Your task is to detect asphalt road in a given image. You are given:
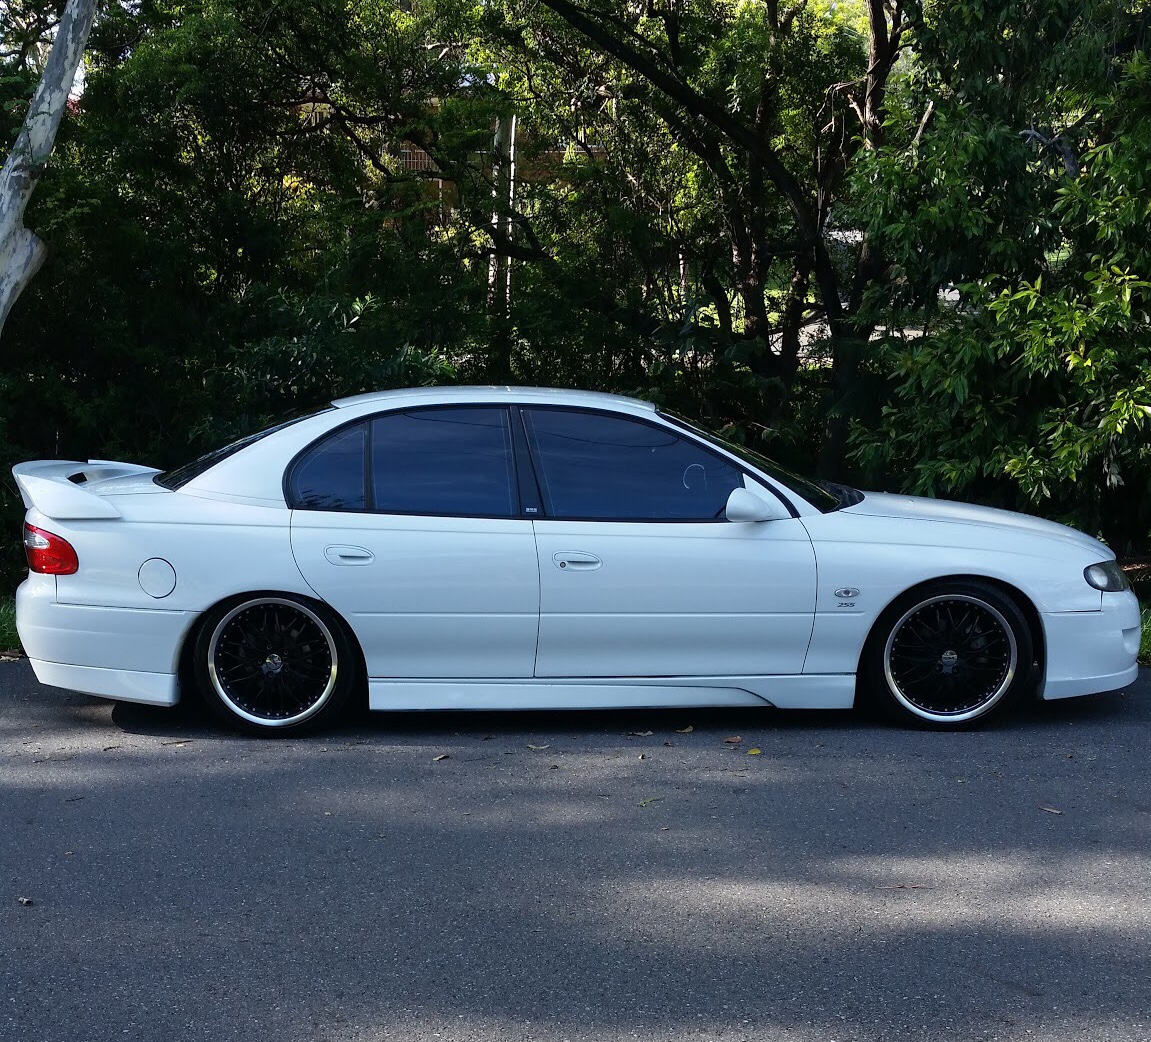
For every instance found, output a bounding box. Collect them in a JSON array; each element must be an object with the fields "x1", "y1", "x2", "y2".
[{"x1": 2, "y1": 663, "x2": 1150, "y2": 1042}]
